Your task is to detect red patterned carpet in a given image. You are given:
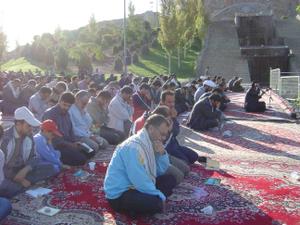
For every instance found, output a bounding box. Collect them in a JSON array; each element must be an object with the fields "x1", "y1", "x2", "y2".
[{"x1": 3, "y1": 92, "x2": 300, "y2": 225}]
